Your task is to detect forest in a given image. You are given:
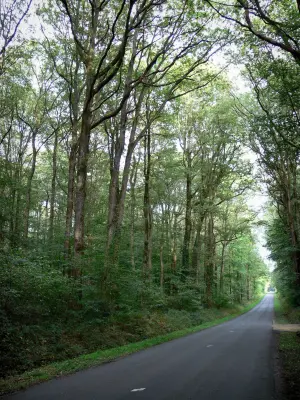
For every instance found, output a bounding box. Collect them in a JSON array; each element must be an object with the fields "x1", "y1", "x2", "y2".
[{"x1": 0, "y1": 0, "x2": 299, "y2": 381}]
